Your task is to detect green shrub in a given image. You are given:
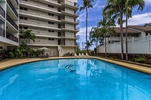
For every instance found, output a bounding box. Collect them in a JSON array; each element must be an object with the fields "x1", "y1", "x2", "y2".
[
  {"x1": 134, "y1": 57, "x2": 145, "y2": 63},
  {"x1": 8, "y1": 52, "x2": 14, "y2": 58}
]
